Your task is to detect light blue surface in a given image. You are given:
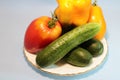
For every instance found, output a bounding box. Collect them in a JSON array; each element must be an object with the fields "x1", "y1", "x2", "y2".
[{"x1": 0, "y1": 0, "x2": 120, "y2": 80}]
